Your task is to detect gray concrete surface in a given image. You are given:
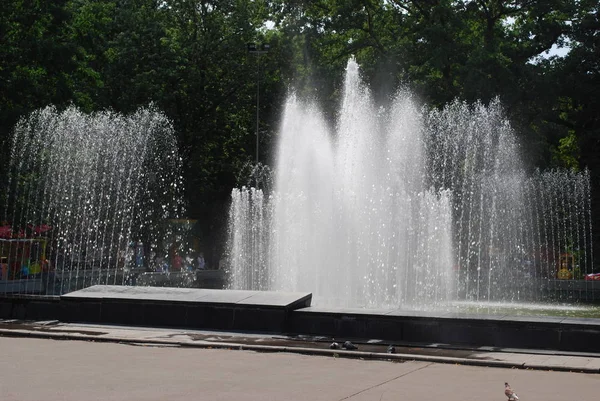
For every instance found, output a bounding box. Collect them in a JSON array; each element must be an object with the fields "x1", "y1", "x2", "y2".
[
  {"x1": 0, "y1": 336, "x2": 599, "y2": 401},
  {"x1": 2, "y1": 319, "x2": 600, "y2": 372}
]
